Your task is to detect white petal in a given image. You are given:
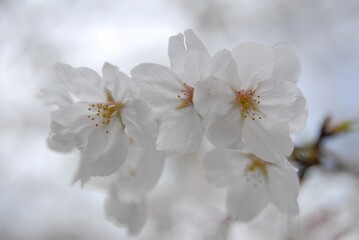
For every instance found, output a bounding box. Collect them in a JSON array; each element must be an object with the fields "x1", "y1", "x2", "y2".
[
  {"x1": 131, "y1": 63, "x2": 183, "y2": 112},
  {"x1": 117, "y1": 146, "x2": 164, "y2": 198},
  {"x1": 289, "y1": 103, "x2": 308, "y2": 133},
  {"x1": 226, "y1": 179, "x2": 269, "y2": 221},
  {"x1": 211, "y1": 49, "x2": 239, "y2": 86},
  {"x1": 156, "y1": 107, "x2": 203, "y2": 154},
  {"x1": 50, "y1": 102, "x2": 94, "y2": 149},
  {"x1": 47, "y1": 121, "x2": 76, "y2": 152},
  {"x1": 257, "y1": 80, "x2": 307, "y2": 129},
  {"x1": 203, "y1": 149, "x2": 250, "y2": 188},
  {"x1": 129, "y1": 147, "x2": 164, "y2": 195},
  {"x1": 182, "y1": 29, "x2": 211, "y2": 83},
  {"x1": 205, "y1": 107, "x2": 242, "y2": 148},
  {"x1": 231, "y1": 42, "x2": 275, "y2": 90},
  {"x1": 74, "y1": 125, "x2": 94, "y2": 151},
  {"x1": 168, "y1": 32, "x2": 187, "y2": 77},
  {"x1": 168, "y1": 30, "x2": 211, "y2": 86},
  {"x1": 102, "y1": 62, "x2": 132, "y2": 101},
  {"x1": 74, "y1": 121, "x2": 128, "y2": 184},
  {"x1": 122, "y1": 99, "x2": 158, "y2": 148},
  {"x1": 51, "y1": 102, "x2": 89, "y2": 129},
  {"x1": 243, "y1": 118, "x2": 293, "y2": 163},
  {"x1": 267, "y1": 161, "x2": 300, "y2": 215},
  {"x1": 228, "y1": 138, "x2": 246, "y2": 150},
  {"x1": 194, "y1": 76, "x2": 235, "y2": 117},
  {"x1": 54, "y1": 62, "x2": 105, "y2": 102},
  {"x1": 40, "y1": 85, "x2": 73, "y2": 106},
  {"x1": 105, "y1": 187, "x2": 147, "y2": 235},
  {"x1": 272, "y1": 43, "x2": 301, "y2": 83}
]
